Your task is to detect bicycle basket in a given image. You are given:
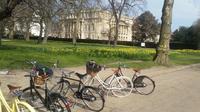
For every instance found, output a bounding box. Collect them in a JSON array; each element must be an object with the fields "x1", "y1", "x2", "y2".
[
  {"x1": 86, "y1": 60, "x2": 102, "y2": 77},
  {"x1": 34, "y1": 74, "x2": 48, "y2": 85},
  {"x1": 35, "y1": 64, "x2": 53, "y2": 77}
]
